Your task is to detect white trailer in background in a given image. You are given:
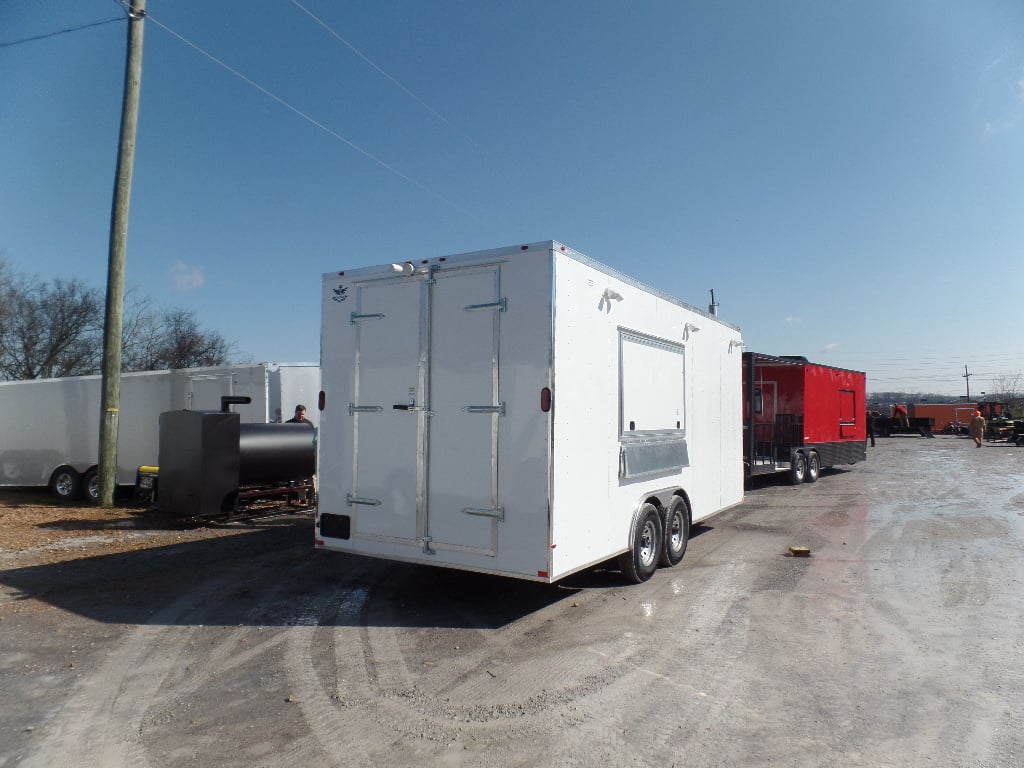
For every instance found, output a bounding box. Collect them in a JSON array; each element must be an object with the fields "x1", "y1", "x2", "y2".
[
  {"x1": 0, "y1": 362, "x2": 319, "y2": 500},
  {"x1": 316, "y1": 241, "x2": 744, "y2": 583}
]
